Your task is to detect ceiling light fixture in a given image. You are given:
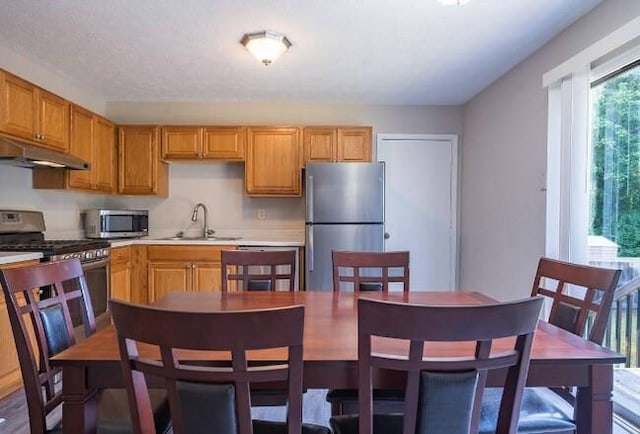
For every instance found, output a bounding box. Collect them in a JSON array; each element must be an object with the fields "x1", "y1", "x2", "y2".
[
  {"x1": 241, "y1": 31, "x2": 292, "y2": 66},
  {"x1": 437, "y1": 0, "x2": 471, "y2": 5}
]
